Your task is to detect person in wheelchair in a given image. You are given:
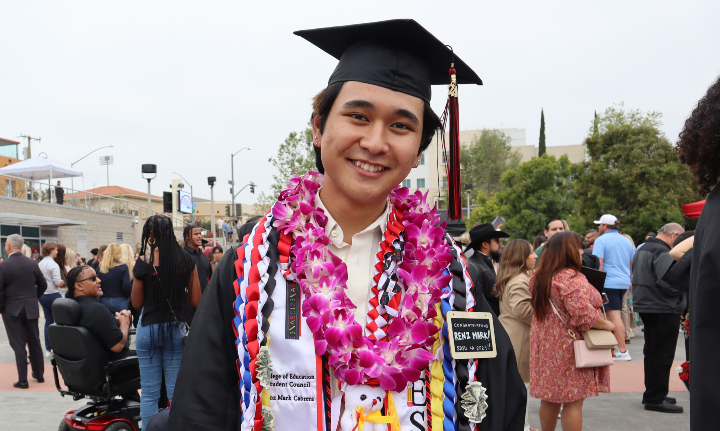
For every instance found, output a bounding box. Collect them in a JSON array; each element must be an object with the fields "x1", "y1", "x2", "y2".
[{"x1": 65, "y1": 265, "x2": 139, "y2": 402}]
